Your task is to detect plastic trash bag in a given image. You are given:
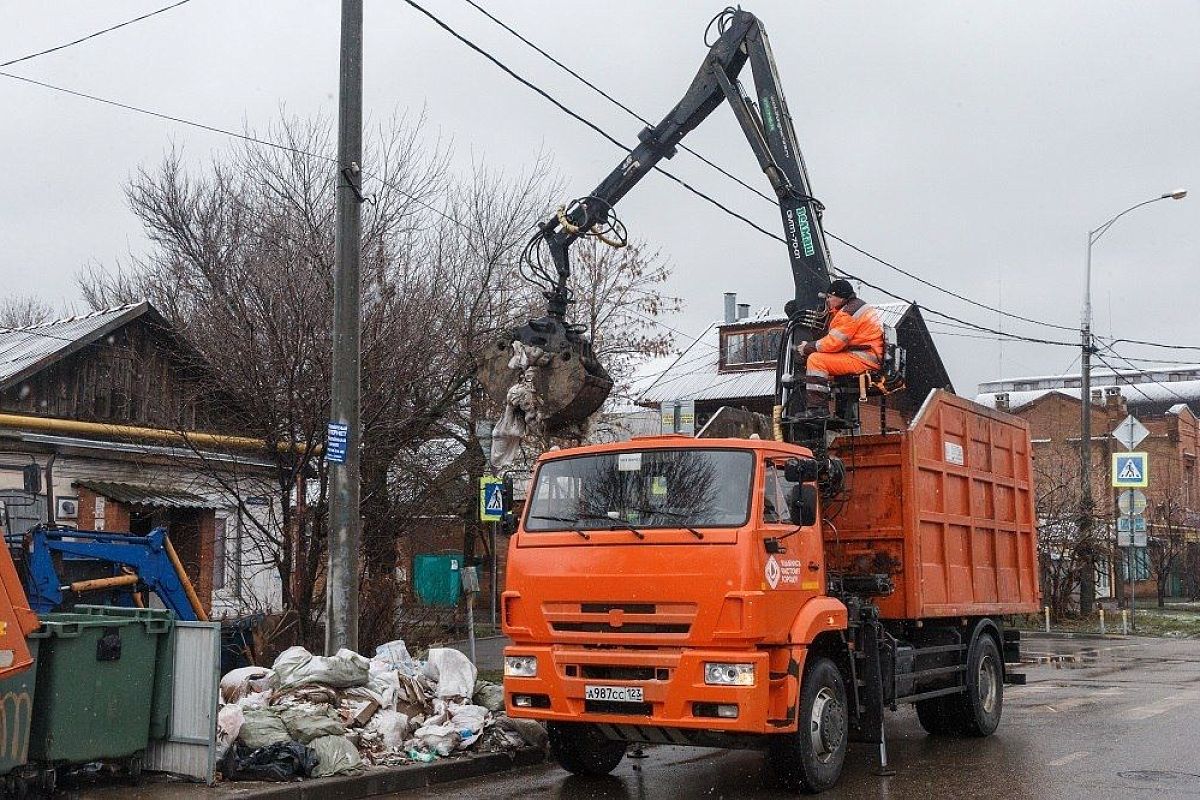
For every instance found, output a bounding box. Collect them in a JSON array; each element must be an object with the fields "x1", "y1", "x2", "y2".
[
  {"x1": 238, "y1": 708, "x2": 291, "y2": 750},
  {"x1": 422, "y1": 648, "x2": 478, "y2": 700},
  {"x1": 308, "y1": 735, "x2": 362, "y2": 777},
  {"x1": 495, "y1": 716, "x2": 549, "y2": 749},
  {"x1": 365, "y1": 709, "x2": 410, "y2": 750},
  {"x1": 374, "y1": 639, "x2": 419, "y2": 676},
  {"x1": 280, "y1": 703, "x2": 346, "y2": 744},
  {"x1": 473, "y1": 680, "x2": 505, "y2": 712},
  {"x1": 273, "y1": 646, "x2": 370, "y2": 690},
  {"x1": 221, "y1": 741, "x2": 317, "y2": 782},
  {"x1": 411, "y1": 721, "x2": 461, "y2": 757},
  {"x1": 447, "y1": 703, "x2": 490, "y2": 749},
  {"x1": 215, "y1": 704, "x2": 245, "y2": 761},
  {"x1": 220, "y1": 667, "x2": 276, "y2": 703}
]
